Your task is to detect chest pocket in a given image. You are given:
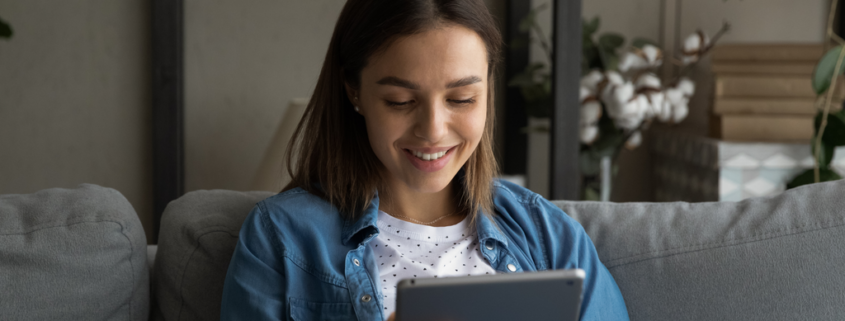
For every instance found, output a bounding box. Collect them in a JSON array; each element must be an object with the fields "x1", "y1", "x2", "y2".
[{"x1": 289, "y1": 297, "x2": 357, "y2": 321}]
